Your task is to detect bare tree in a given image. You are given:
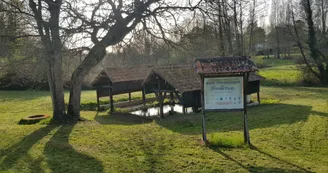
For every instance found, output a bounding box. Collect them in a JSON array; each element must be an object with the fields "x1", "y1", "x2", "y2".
[
  {"x1": 64, "y1": 0, "x2": 202, "y2": 118},
  {"x1": 1, "y1": 0, "x2": 202, "y2": 120},
  {"x1": 288, "y1": 0, "x2": 328, "y2": 84}
]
